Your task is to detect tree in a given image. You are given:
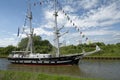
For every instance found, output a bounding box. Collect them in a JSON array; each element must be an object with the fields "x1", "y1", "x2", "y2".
[
  {"x1": 95, "y1": 42, "x2": 105, "y2": 46},
  {"x1": 4, "y1": 45, "x2": 16, "y2": 55},
  {"x1": 34, "y1": 40, "x2": 53, "y2": 53},
  {"x1": 116, "y1": 43, "x2": 120, "y2": 47},
  {"x1": 18, "y1": 35, "x2": 53, "y2": 53},
  {"x1": 18, "y1": 35, "x2": 42, "y2": 50},
  {"x1": 18, "y1": 37, "x2": 28, "y2": 50}
]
